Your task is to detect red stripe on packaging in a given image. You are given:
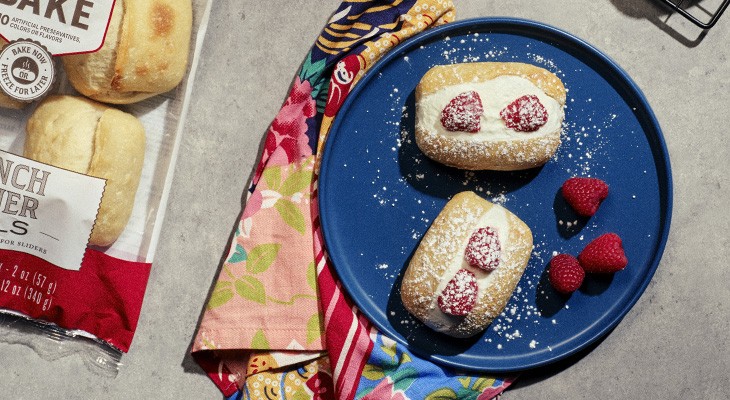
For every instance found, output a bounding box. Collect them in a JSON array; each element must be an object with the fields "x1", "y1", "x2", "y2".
[{"x1": 0, "y1": 248, "x2": 151, "y2": 352}]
